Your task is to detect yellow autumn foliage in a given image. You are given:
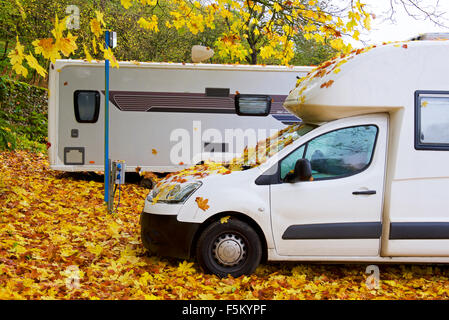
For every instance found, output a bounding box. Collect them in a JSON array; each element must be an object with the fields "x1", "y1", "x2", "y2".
[{"x1": 1, "y1": 151, "x2": 449, "y2": 299}]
